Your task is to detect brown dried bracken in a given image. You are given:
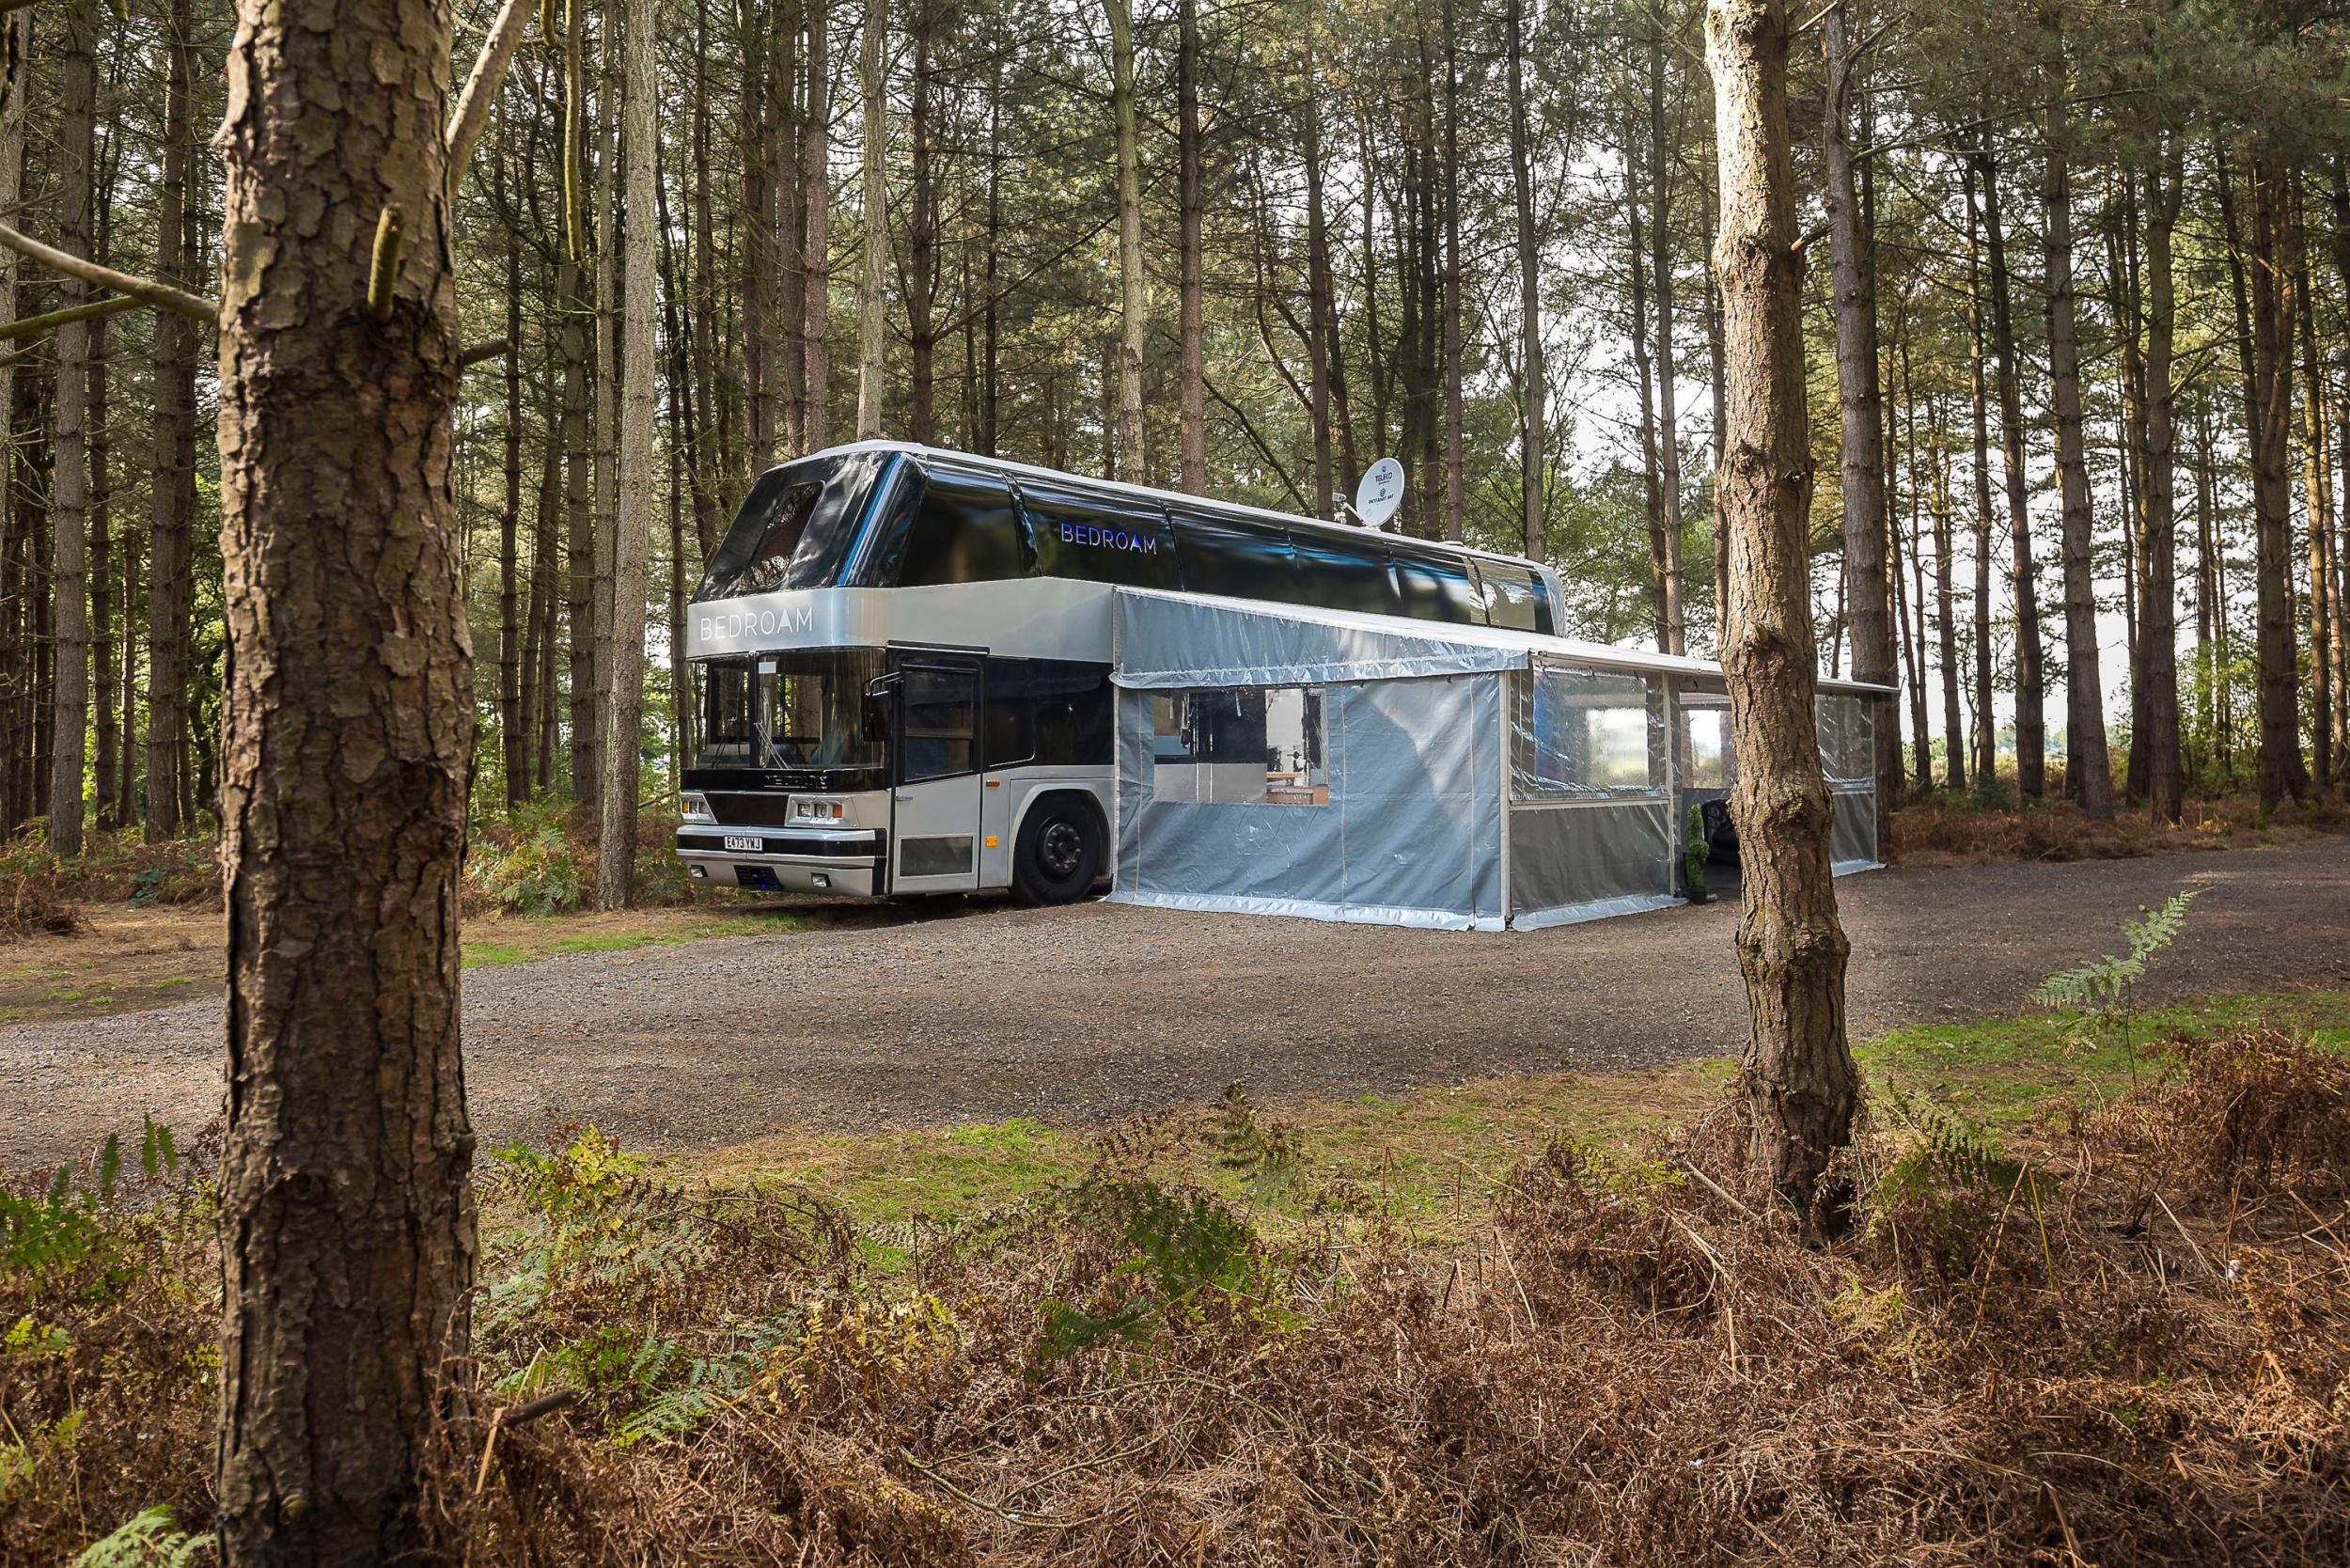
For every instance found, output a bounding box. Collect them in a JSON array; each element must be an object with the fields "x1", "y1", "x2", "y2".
[{"x1": 5, "y1": 1027, "x2": 2346, "y2": 1565}]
